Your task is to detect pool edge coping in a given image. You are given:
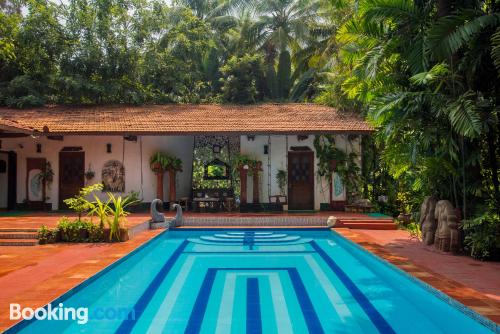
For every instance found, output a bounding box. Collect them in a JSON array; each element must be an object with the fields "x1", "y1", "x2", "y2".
[
  {"x1": 330, "y1": 229, "x2": 500, "y2": 333},
  {"x1": 3, "y1": 228, "x2": 169, "y2": 333},
  {"x1": 4, "y1": 226, "x2": 499, "y2": 333}
]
